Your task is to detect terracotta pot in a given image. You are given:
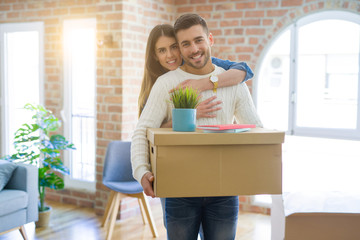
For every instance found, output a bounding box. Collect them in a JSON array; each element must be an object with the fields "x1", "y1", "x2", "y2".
[{"x1": 35, "y1": 206, "x2": 52, "y2": 228}]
